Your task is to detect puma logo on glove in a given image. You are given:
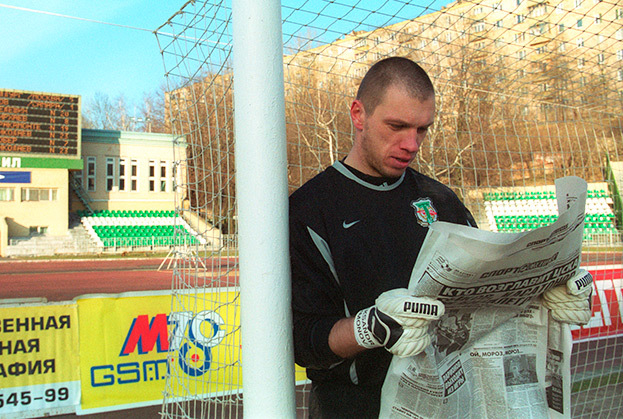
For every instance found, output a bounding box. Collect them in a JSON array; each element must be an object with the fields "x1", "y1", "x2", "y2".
[
  {"x1": 542, "y1": 269, "x2": 593, "y2": 325},
  {"x1": 354, "y1": 288, "x2": 445, "y2": 357}
]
